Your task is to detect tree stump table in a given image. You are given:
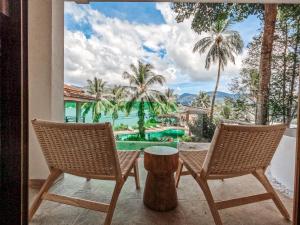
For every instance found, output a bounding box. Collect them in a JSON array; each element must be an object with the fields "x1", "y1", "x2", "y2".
[{"x1": 143, "y1": 146, "x2": 179, "y2": 211}]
